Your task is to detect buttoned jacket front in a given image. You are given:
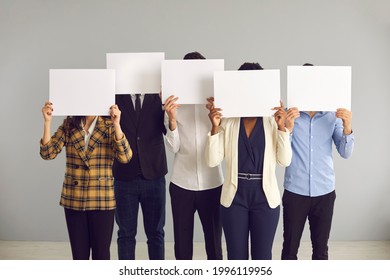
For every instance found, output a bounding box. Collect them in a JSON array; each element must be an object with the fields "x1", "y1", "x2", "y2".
[
  {"x1": 40, "y1": 117, "x2": 132, "y2": 211},
  {"x1": 113, "y1": 94, "x2": 167, "y2": 181}
]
